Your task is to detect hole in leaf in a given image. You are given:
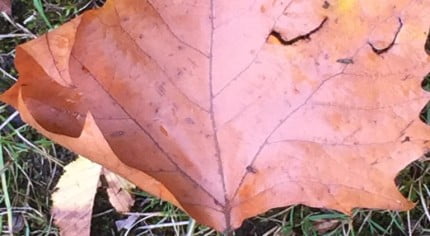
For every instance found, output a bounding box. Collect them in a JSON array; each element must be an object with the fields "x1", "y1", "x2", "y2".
[
  {"x1": 425, "y1": 29, "x2": 430, "y2": 55},
  {"x1": 368, "y1": 18, "x2": 403, "y2": 55},
  {"x1": 267, "y1": 17, "x2": 328, "y2": 45}
]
